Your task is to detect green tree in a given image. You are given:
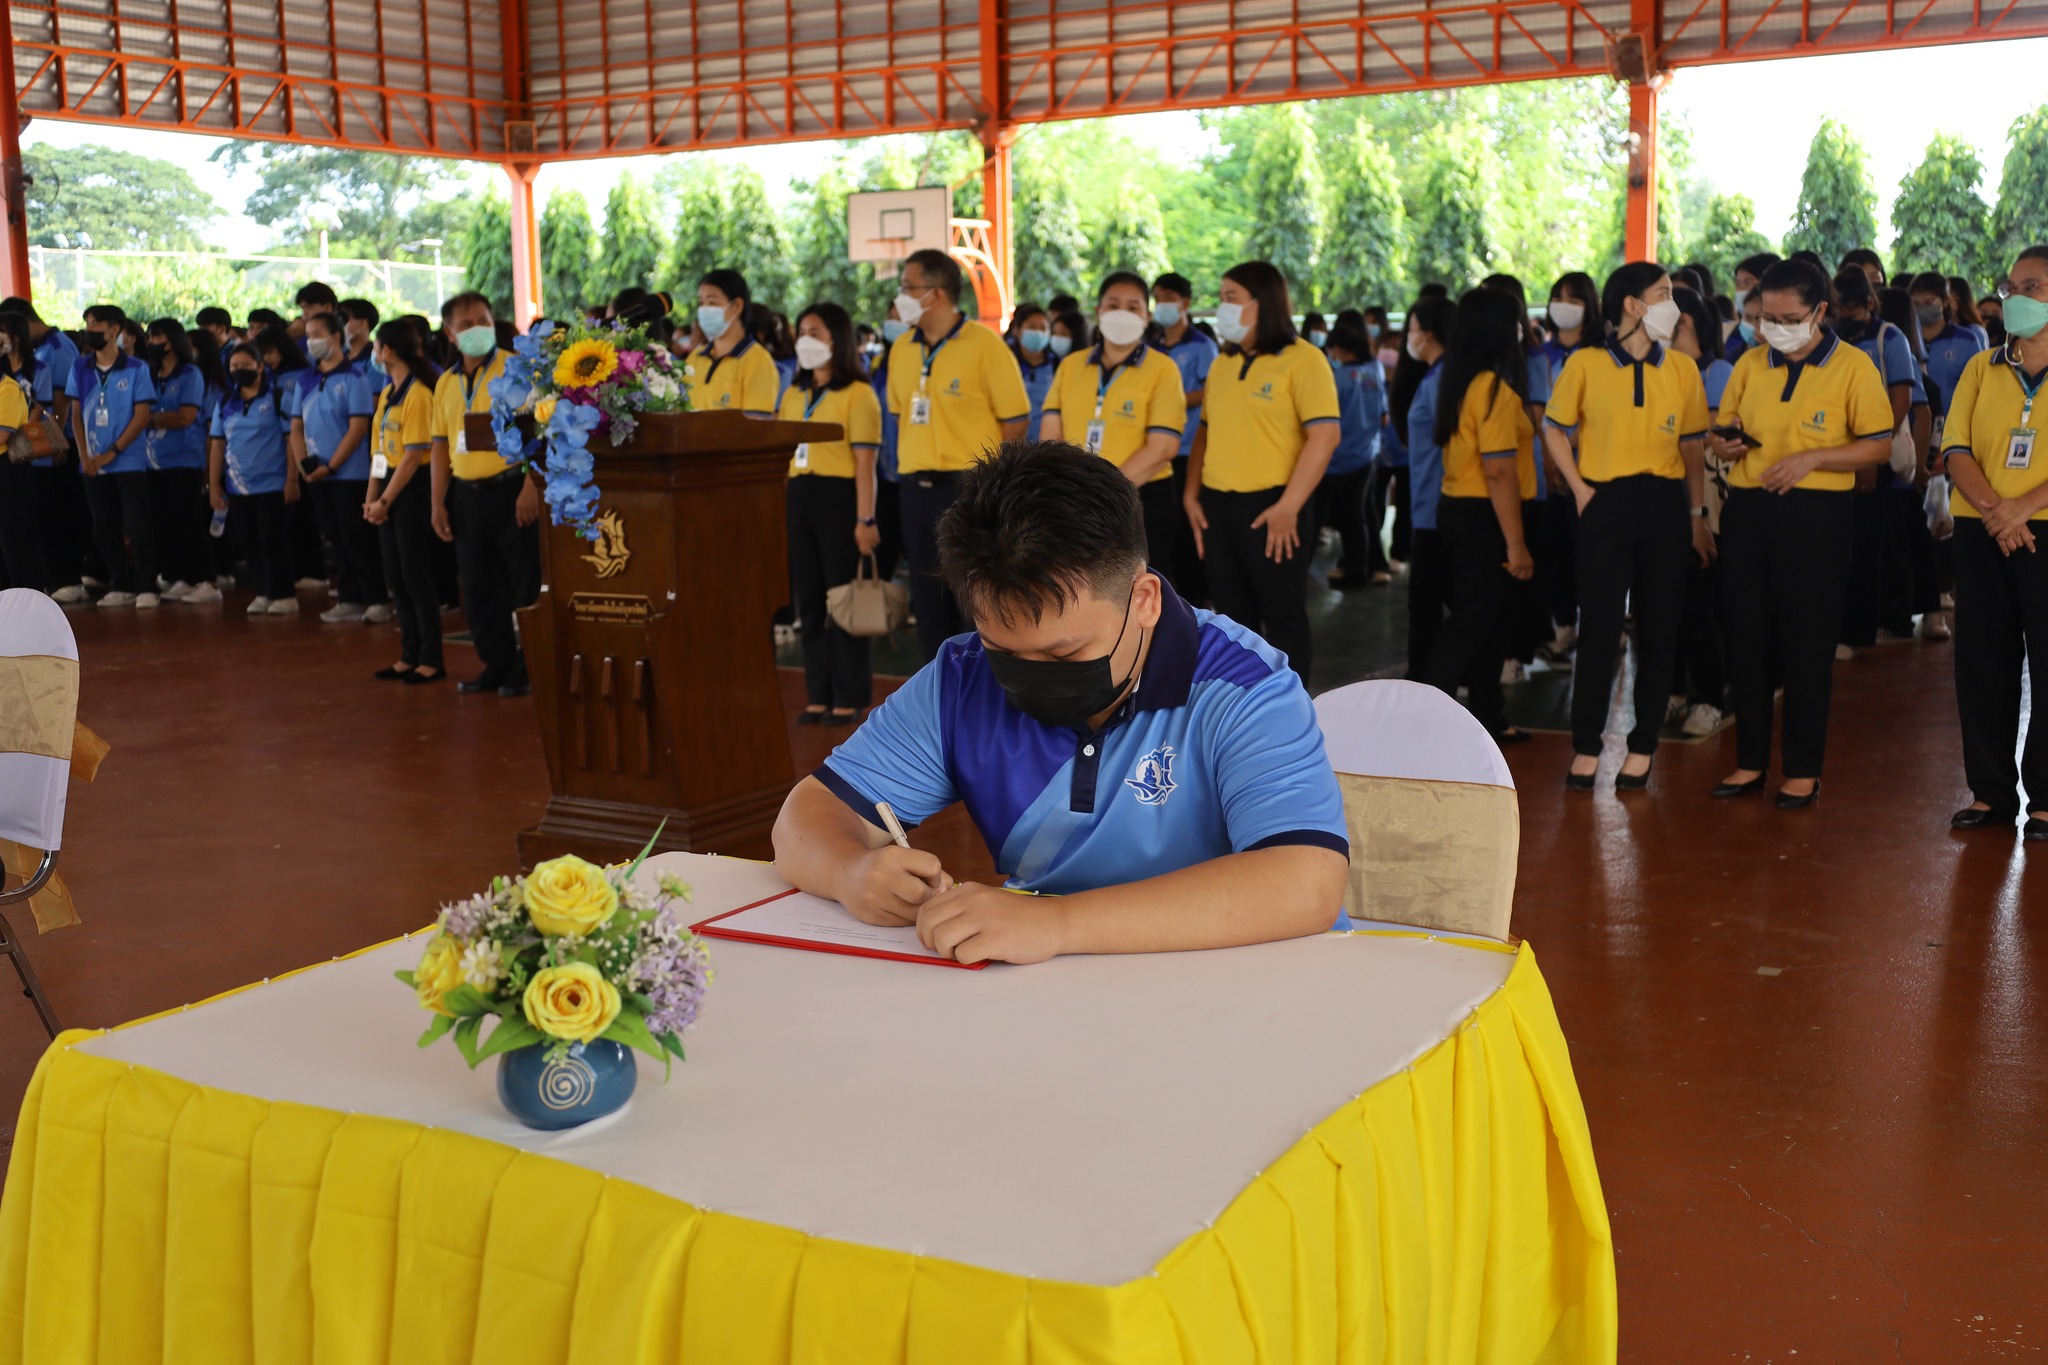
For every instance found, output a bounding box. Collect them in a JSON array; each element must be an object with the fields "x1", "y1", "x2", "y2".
[
  {"x1": 462, "y1": 191, "x2": 513, "y2": 319},
  {"x1": 1014, "y1": 161, "x2": 1090, "y2": 307},
  {"x1": 1682, "y1": 192, "x2": 1774, "y2": 288},
  {"x1": 592, "y1": 173, "x2": 670, "y2": 302},
  {"x1": 1320, "y1": 127, "x2": 1407, "y2": 309},
  {"x1": 665, "y1": 161, "x2": 729, "y2": 296},
  {"x1": 723, "y1": 166, "x2": 796, "y2": 316},
  {"x1": 1410, "y1": 123, "x2": 1493, "y2": 293},
  {"x1": 23, "y1": 144, "x2": 220, "y2": 250},
  {"x1": 538, "y1": 188, "x2": 599, "y2": 314},
  {"x1": 1890, "y1": 134, "x2": 1992, "y2": 279},
  {"x1": 792, "y1": 160, "x2": 882, "y2": 317},
  {"x1": 210, "y1": 142, "x2": 466, "y2": 258},
  {"x1": 1090, "y1": 187, "x2": 1171, "y2": 283},
  {"x1": 1990, "y1": 106, "x2": 2048, "y2": 268},
  {"x1": 1783, "y1": 119, "x2": 1878, "y2": 265},
  {"x1": 1242, "y1": 103, "x2": 1325, "y2": 306}
]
